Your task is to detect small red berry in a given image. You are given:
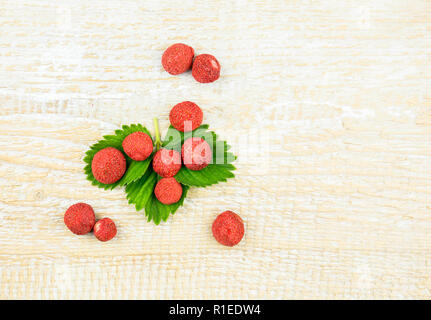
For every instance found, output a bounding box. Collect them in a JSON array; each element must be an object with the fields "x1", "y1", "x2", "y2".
[
  {"x1": 154, "y1": 177, "x2": 183, "y2": 205},
  {"x1": 93, "y1": 218, "x2": 117, "y2": 242},
  {"x1": 152, "y1": 149, "x2": 182, "y2": 178},
  {"x1": 212, "y1": 211, "x2": 244, "y2": 247},
  {"x1": 181, "y1": 137, "x2": 212, "y2": 171},
  {"x1": 92, "y1": 147, "x2": 126, "y2": 184},
  {"x1": 192, "y1": 54, "x2": 220, "y2": 83},
  {"x1": 169, "y1": 101, "x2": 203, "y2": 132},
  {"x1": 162, "y1": 43, "x2": 194, "y2": 75},
  {"x1": 122, "y1": 131, "x2": 153, "y2": 161},
  {"x1": 64, "y1": 203, "x2": 96, "y2": 235}
]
